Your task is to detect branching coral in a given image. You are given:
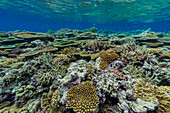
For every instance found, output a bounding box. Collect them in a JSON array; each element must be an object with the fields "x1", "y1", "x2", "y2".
[
  {"x1": 123, "y1": 65, "x2": 162, "y2": 85},
  {"x1": 121, "y1": 42, "x2": 156, "y2": 64},
  {"x1": 66, "y1": 81, "x2": 99, "y2": 113}
]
